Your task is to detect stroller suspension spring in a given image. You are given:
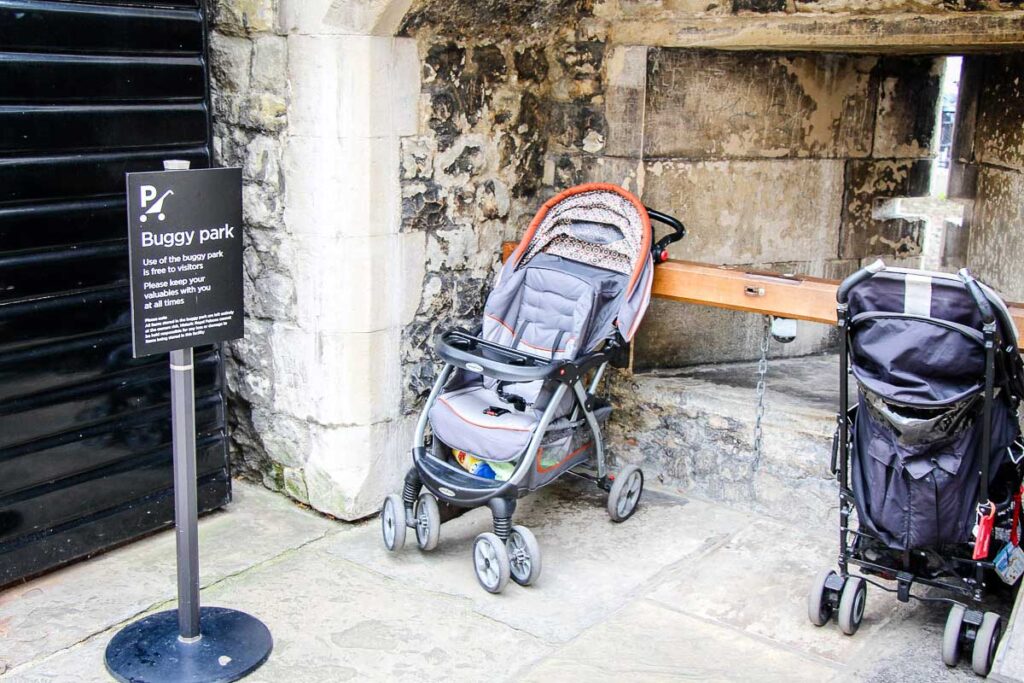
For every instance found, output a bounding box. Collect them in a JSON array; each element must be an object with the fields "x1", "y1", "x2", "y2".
[
  {"x1": 493, "y1": 516, "x2": 512, "y2": 541},
  {"x1": 402, "y1": 480, "x2": 420, "y2": 507}
]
